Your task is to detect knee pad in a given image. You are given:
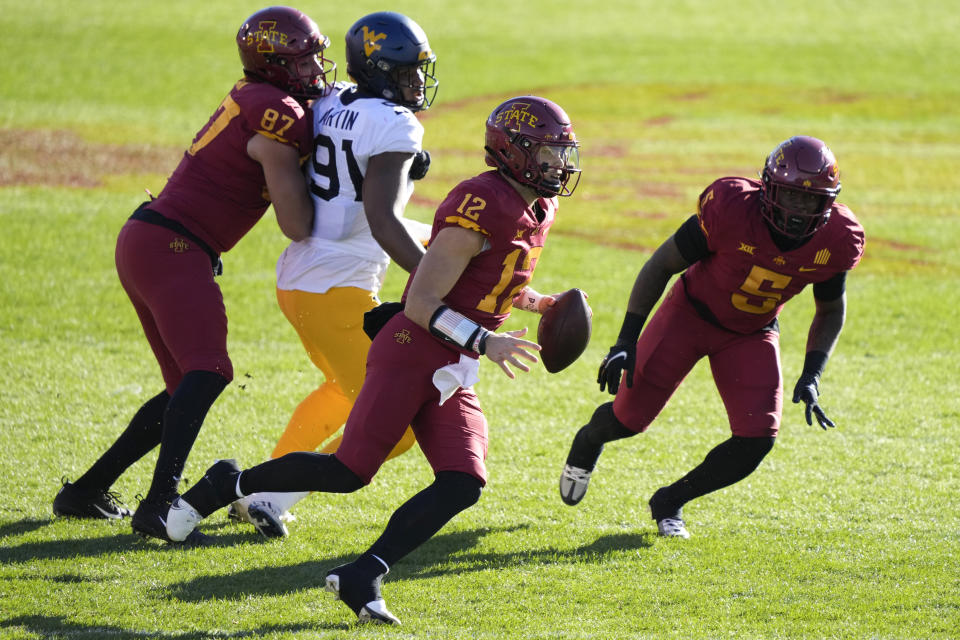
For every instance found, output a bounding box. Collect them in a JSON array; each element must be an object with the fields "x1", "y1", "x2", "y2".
[
  {"x1": 433, "y1": 471, "x2": 483, "y2": 511},
  {"x1": 587, "y1": 402, "x2": 635, "y2": 442},
  {"x1": 325, "y1": 454, "x2": 365, "y2": 493},
  {"x1": 729, "y1": 436, "x2": 776, "y2": 466}
]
